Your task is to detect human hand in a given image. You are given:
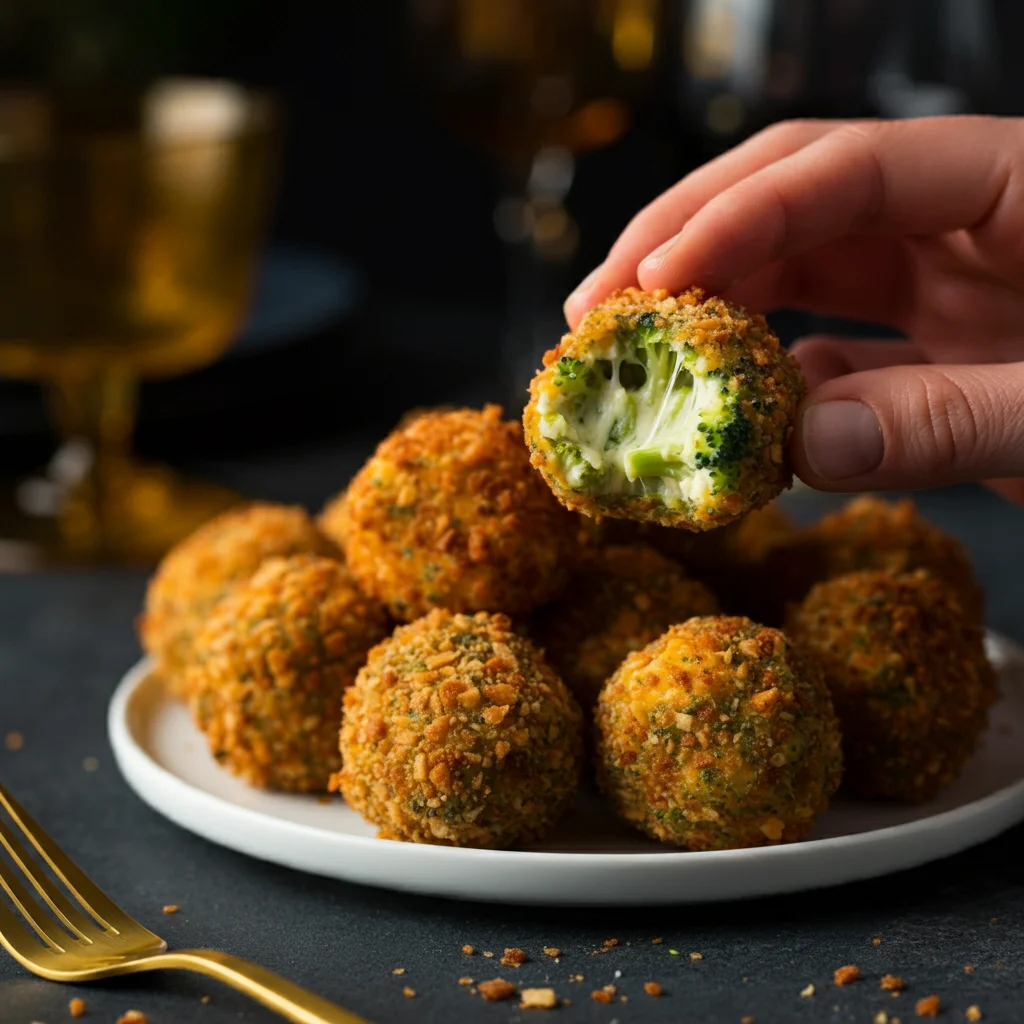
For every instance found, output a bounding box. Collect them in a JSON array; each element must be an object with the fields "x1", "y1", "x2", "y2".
[{"x1": 564, "y1": 117, "x2": 1024, "y2": 504}]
